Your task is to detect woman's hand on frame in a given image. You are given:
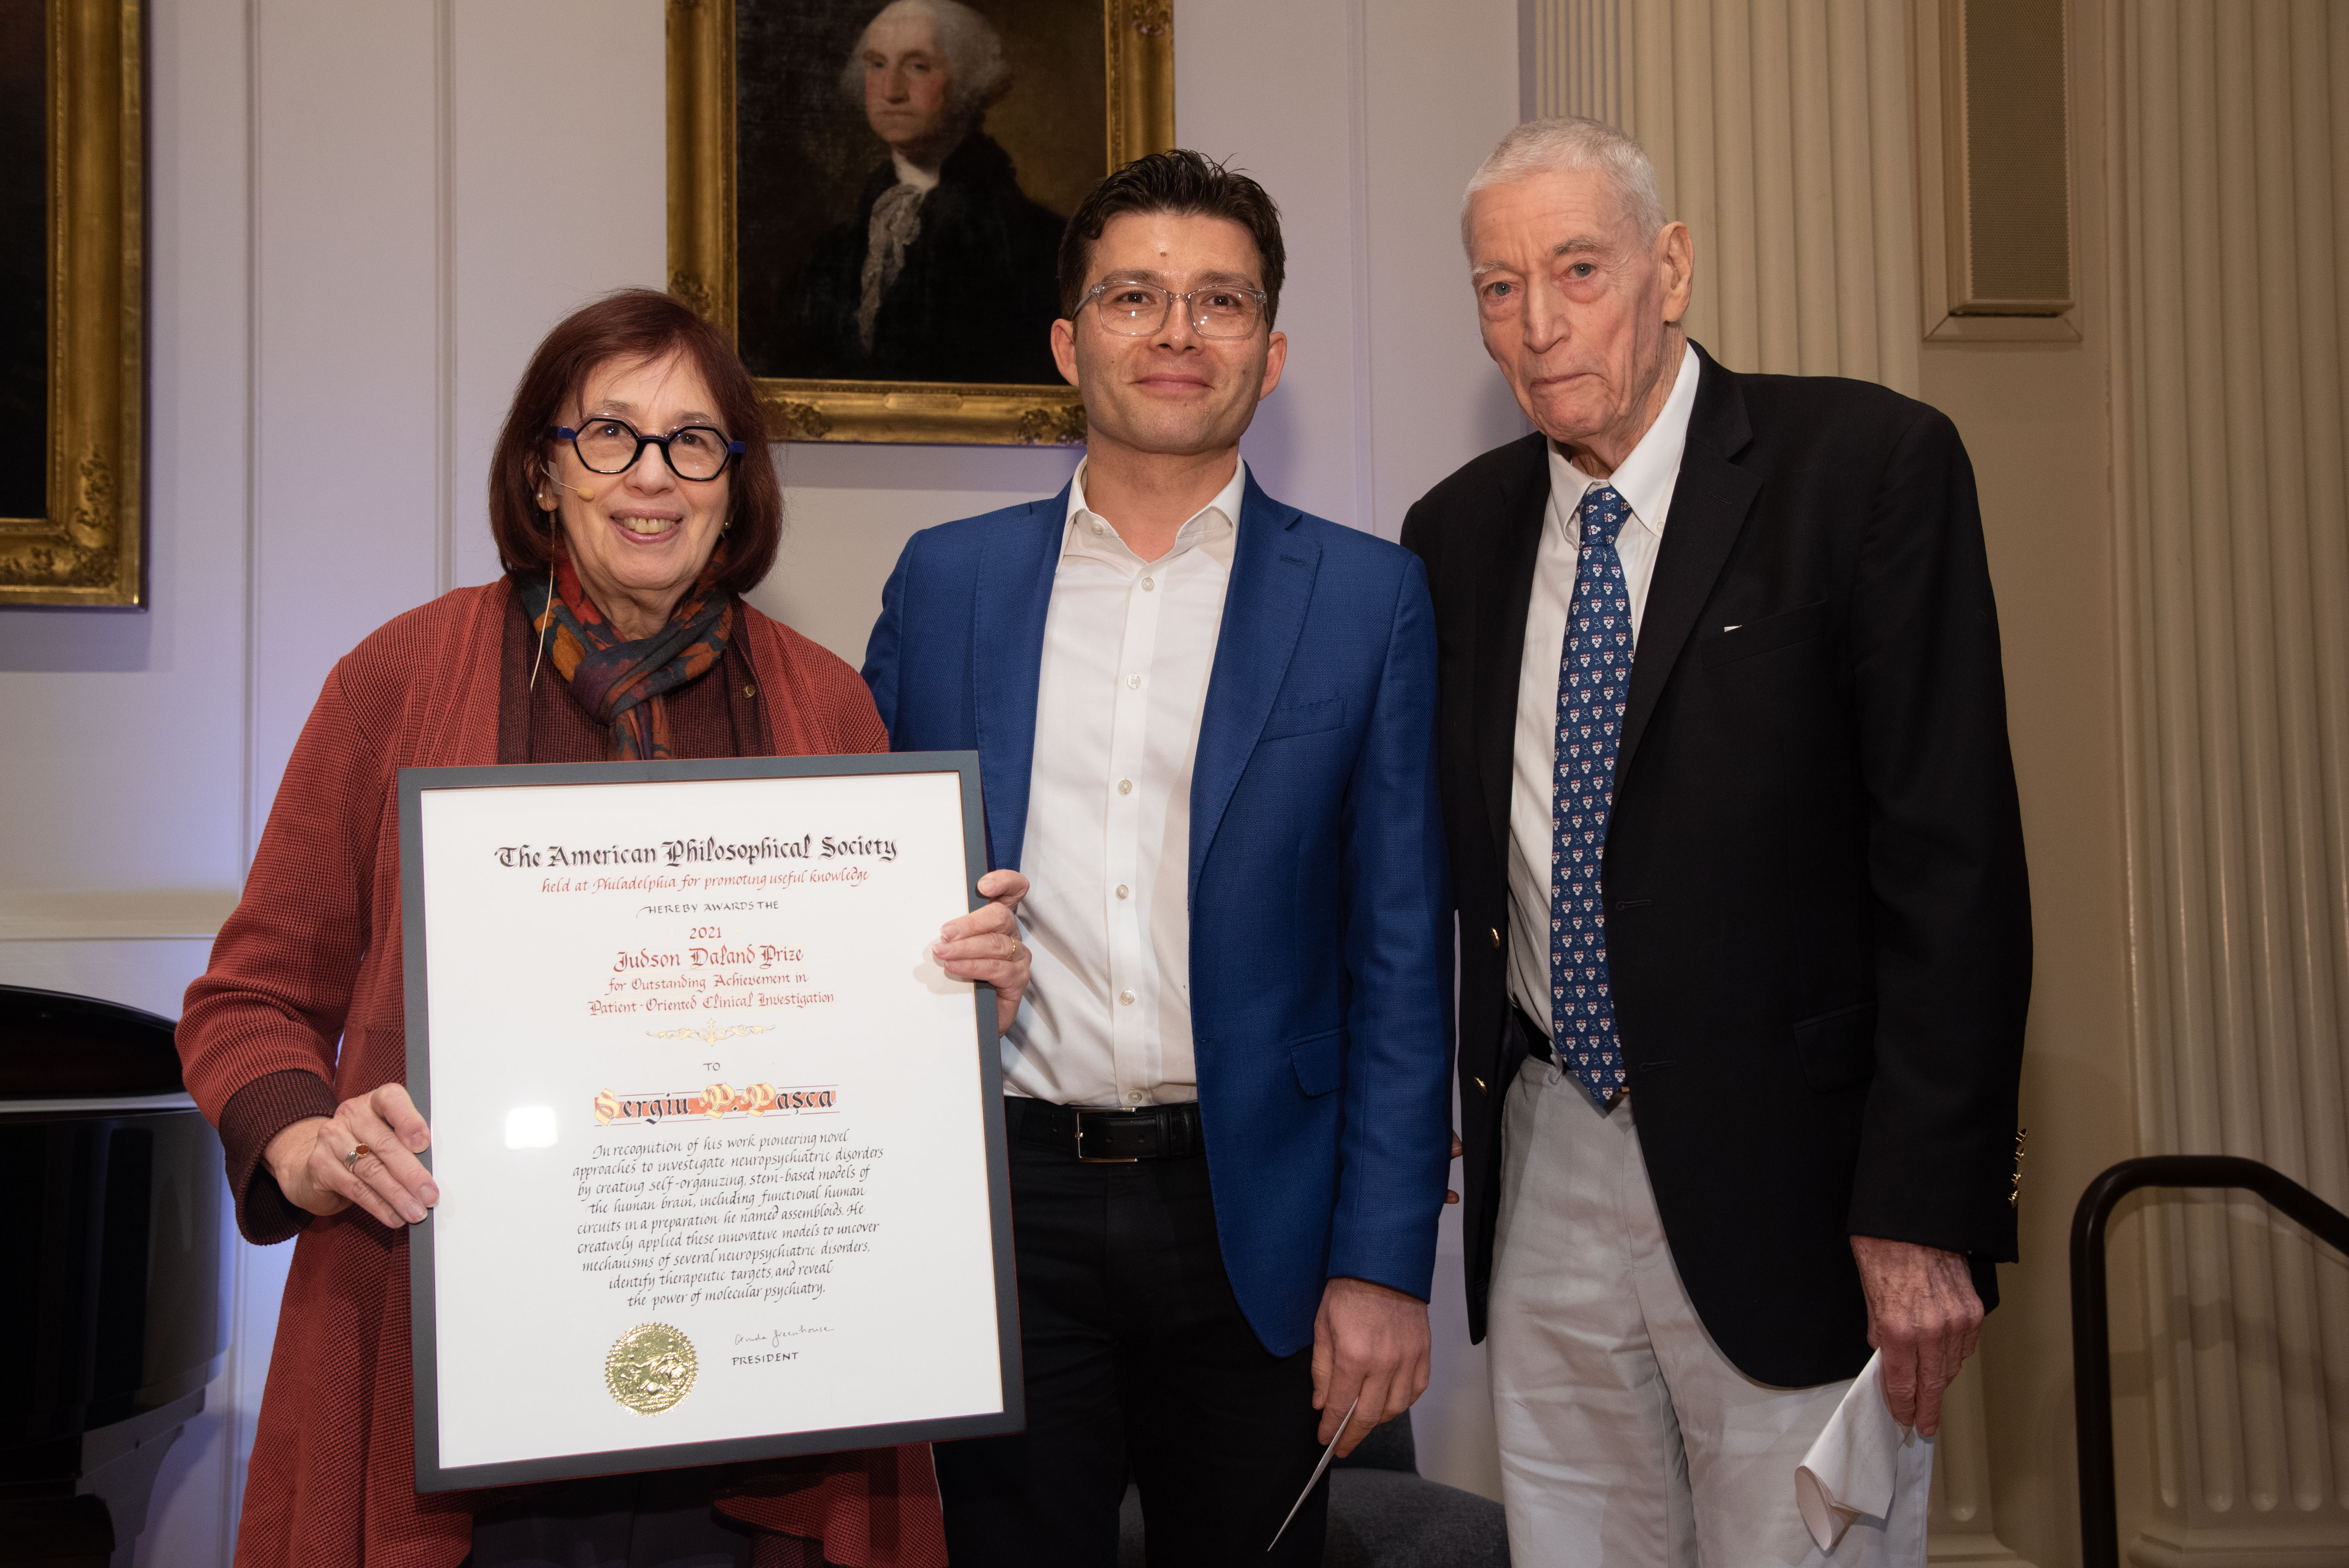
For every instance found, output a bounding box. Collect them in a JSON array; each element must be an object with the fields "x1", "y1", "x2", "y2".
[
  {"x1": 935, "y1": 868, "x2": 1033, "y2": 1037},
  {"x1": 263, "y1": 1083, "x2": 438, "y2": 1228}
]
